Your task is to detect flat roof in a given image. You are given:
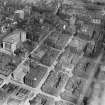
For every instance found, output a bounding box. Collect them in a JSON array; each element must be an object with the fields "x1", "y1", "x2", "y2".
[{"x1": 3, "y1": 29, "x2": 25, "y2": 44}]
